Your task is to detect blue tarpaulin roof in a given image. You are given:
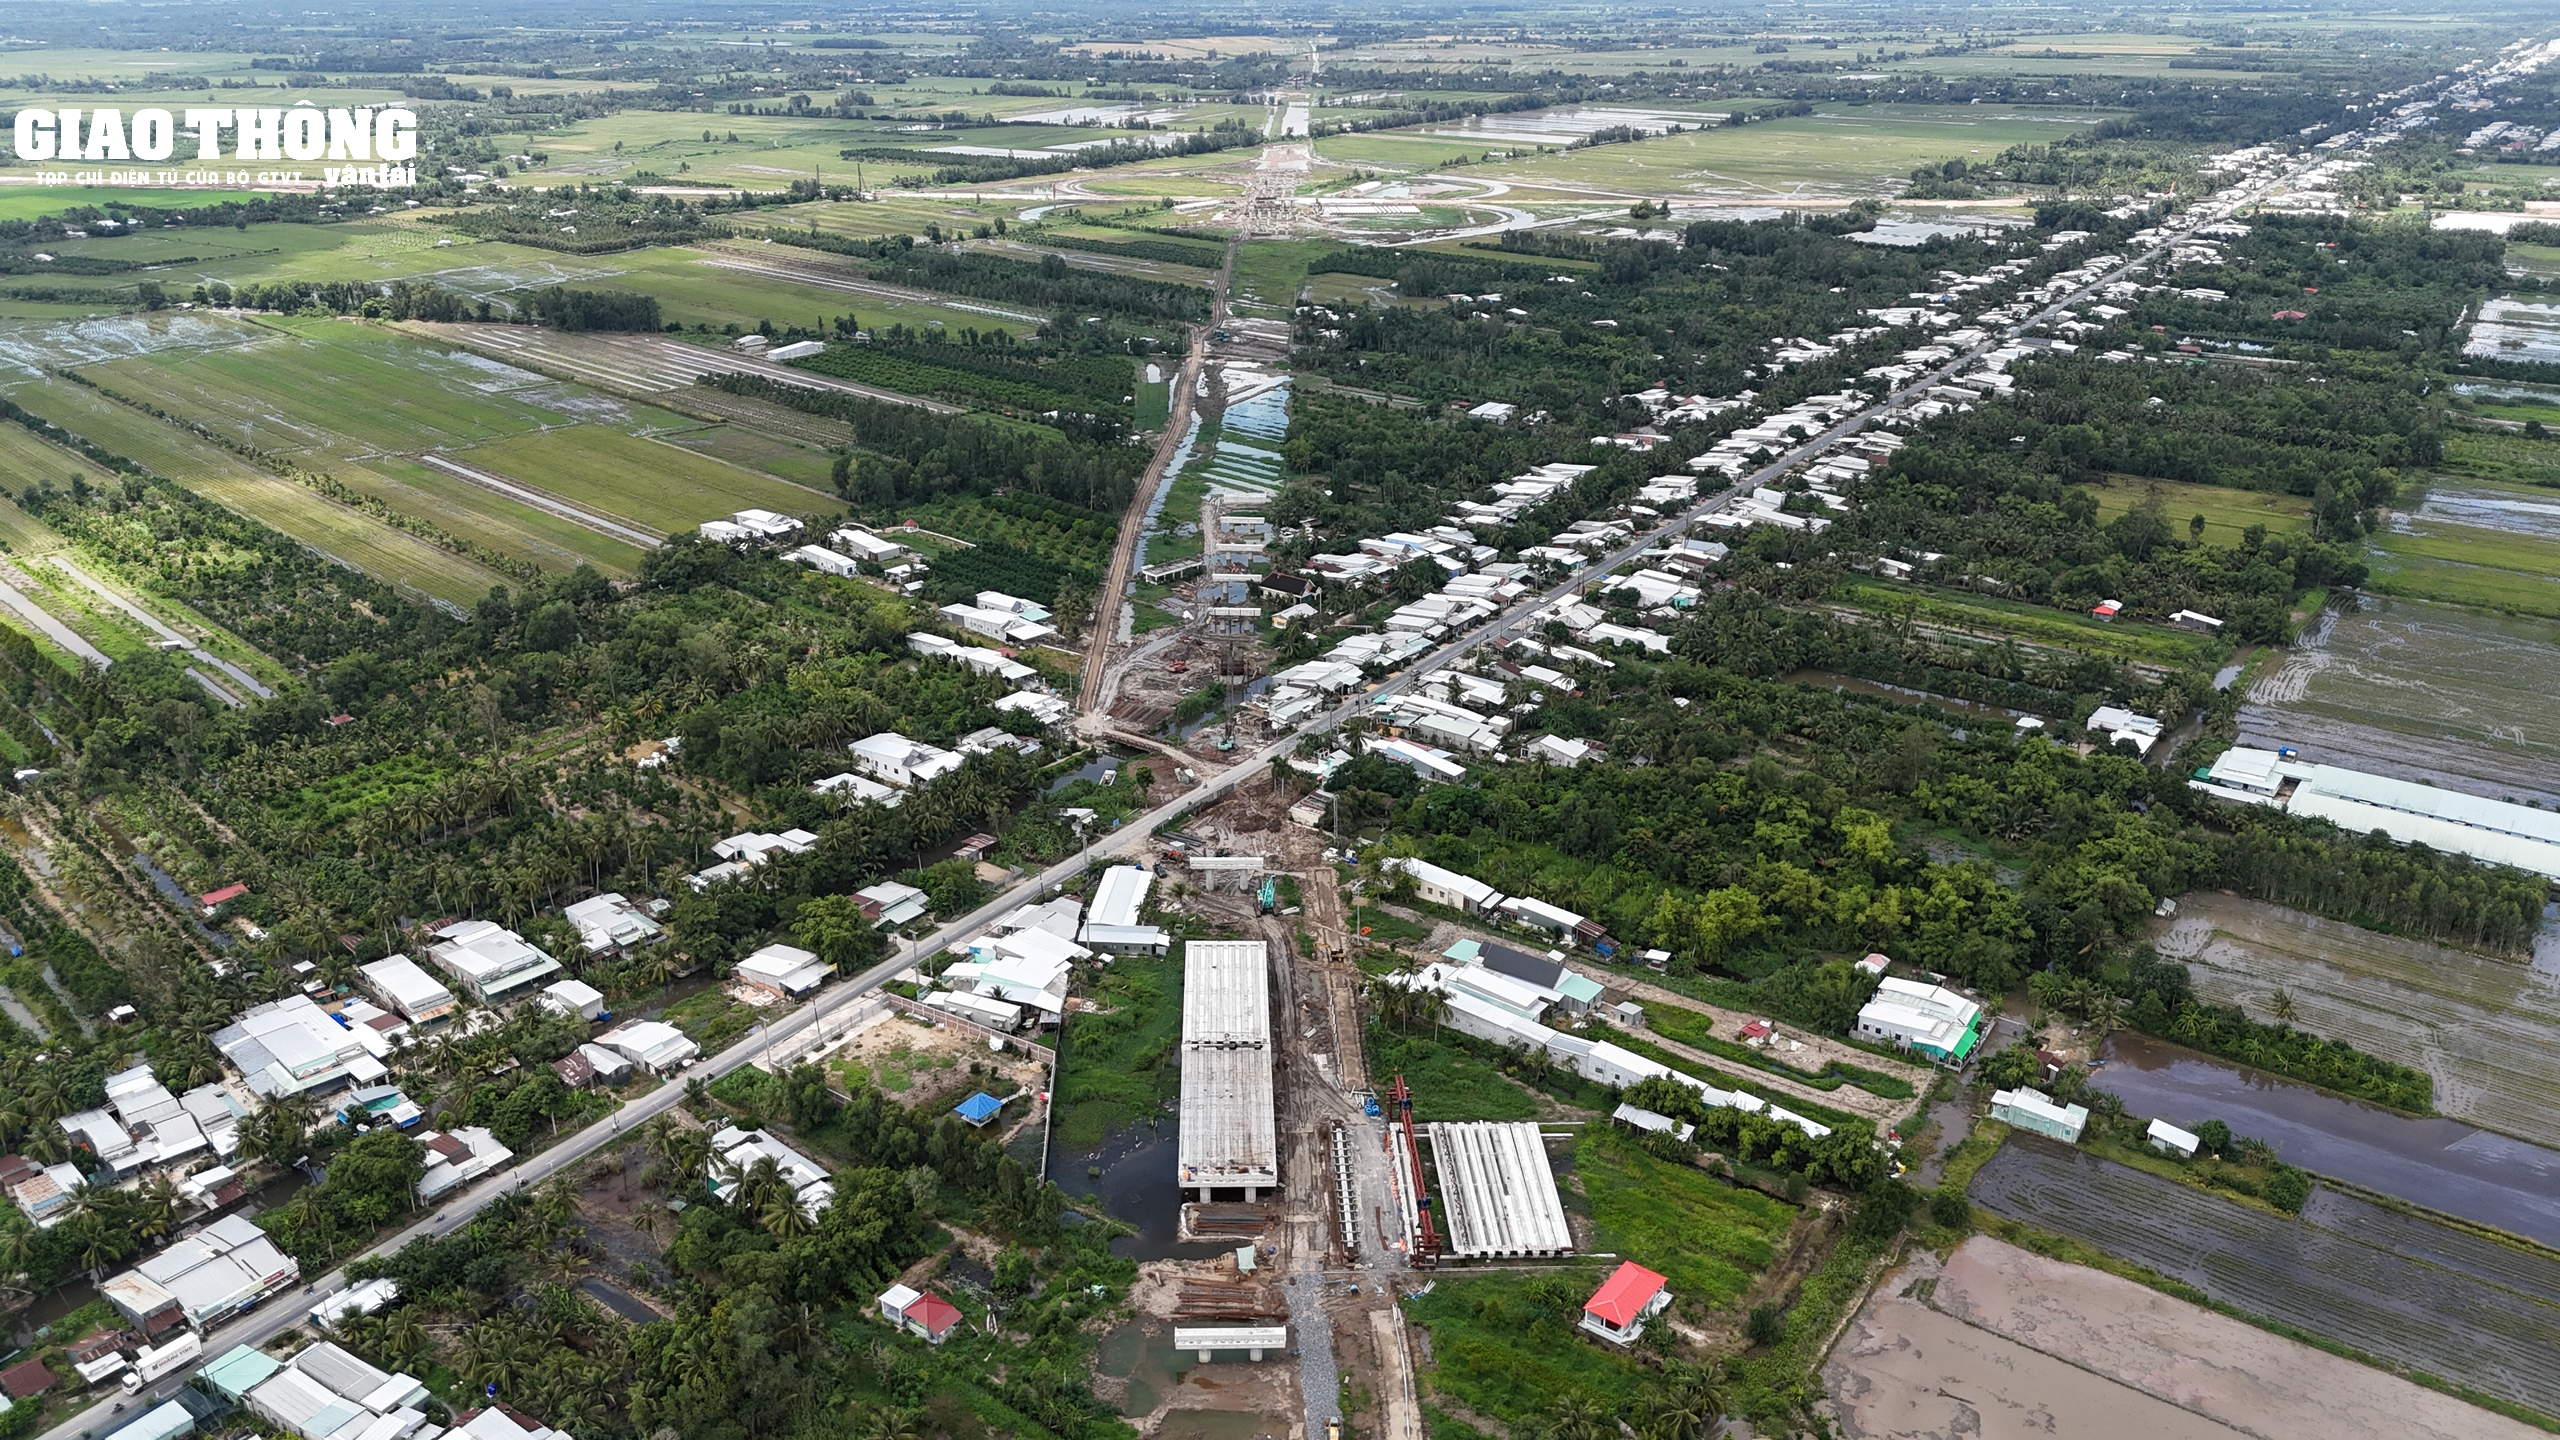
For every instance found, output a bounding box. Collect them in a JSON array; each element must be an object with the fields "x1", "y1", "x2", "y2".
[{"x1": 954, "y1": 1092, "x2": 1004, "y2": 1127}]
